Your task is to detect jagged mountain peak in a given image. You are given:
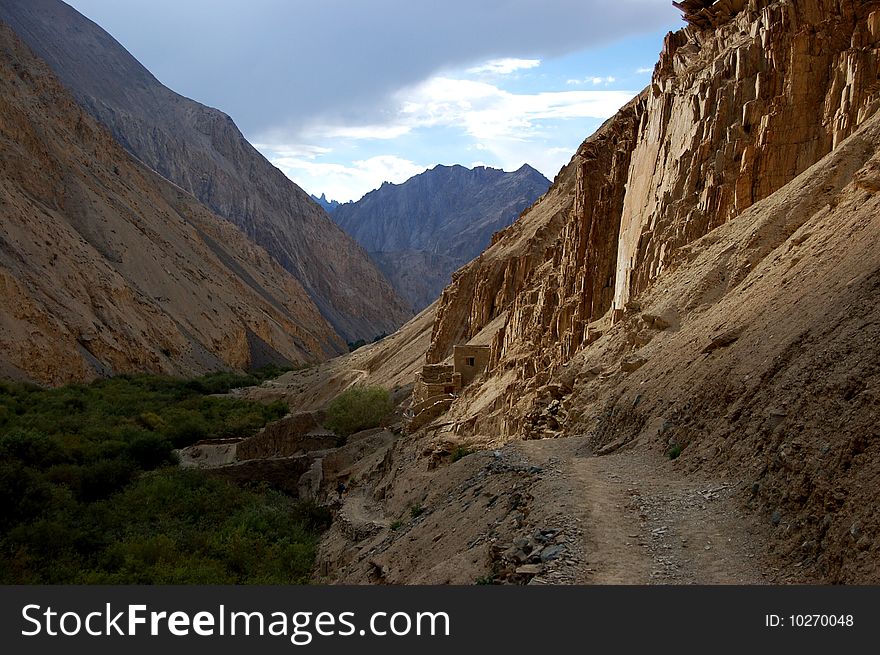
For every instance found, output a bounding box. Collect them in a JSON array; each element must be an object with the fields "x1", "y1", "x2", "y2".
[
  {"x1": 332, "y1": 164, "x2": 550, "y2": 312},
  {"x1": 310, "y1": 192, "x2": 341, "y2": 213}
]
